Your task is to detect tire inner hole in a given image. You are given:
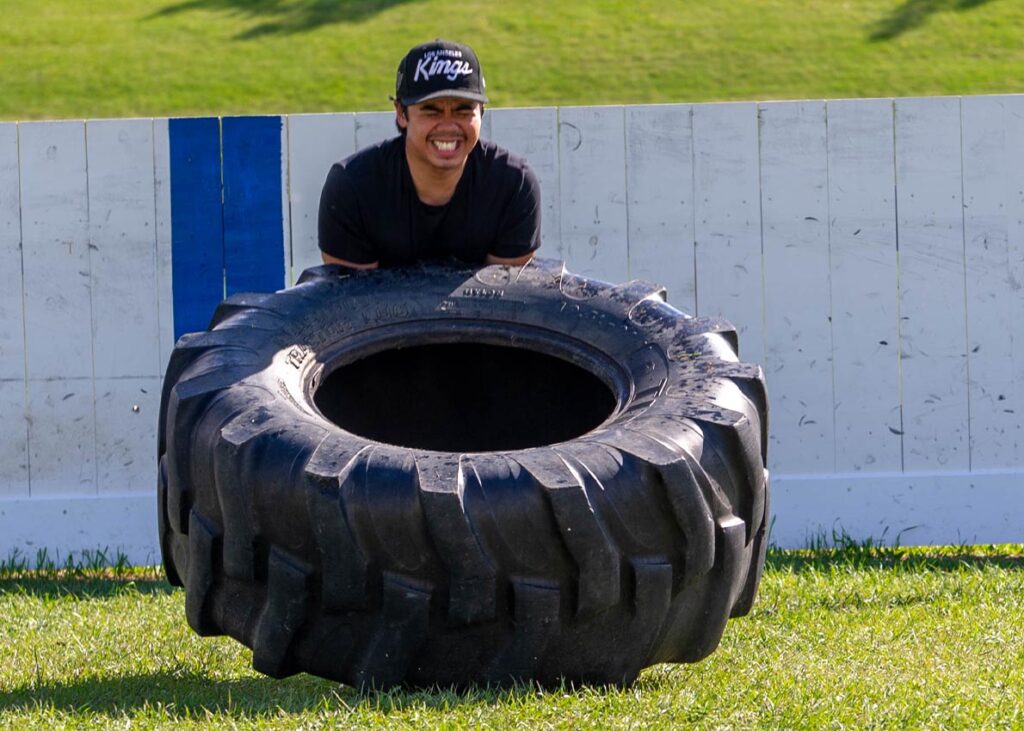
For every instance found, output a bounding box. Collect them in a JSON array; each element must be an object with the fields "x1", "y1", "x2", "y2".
[{"x1": 314, "y1": 342, "x2": 617, "y2": 452}]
